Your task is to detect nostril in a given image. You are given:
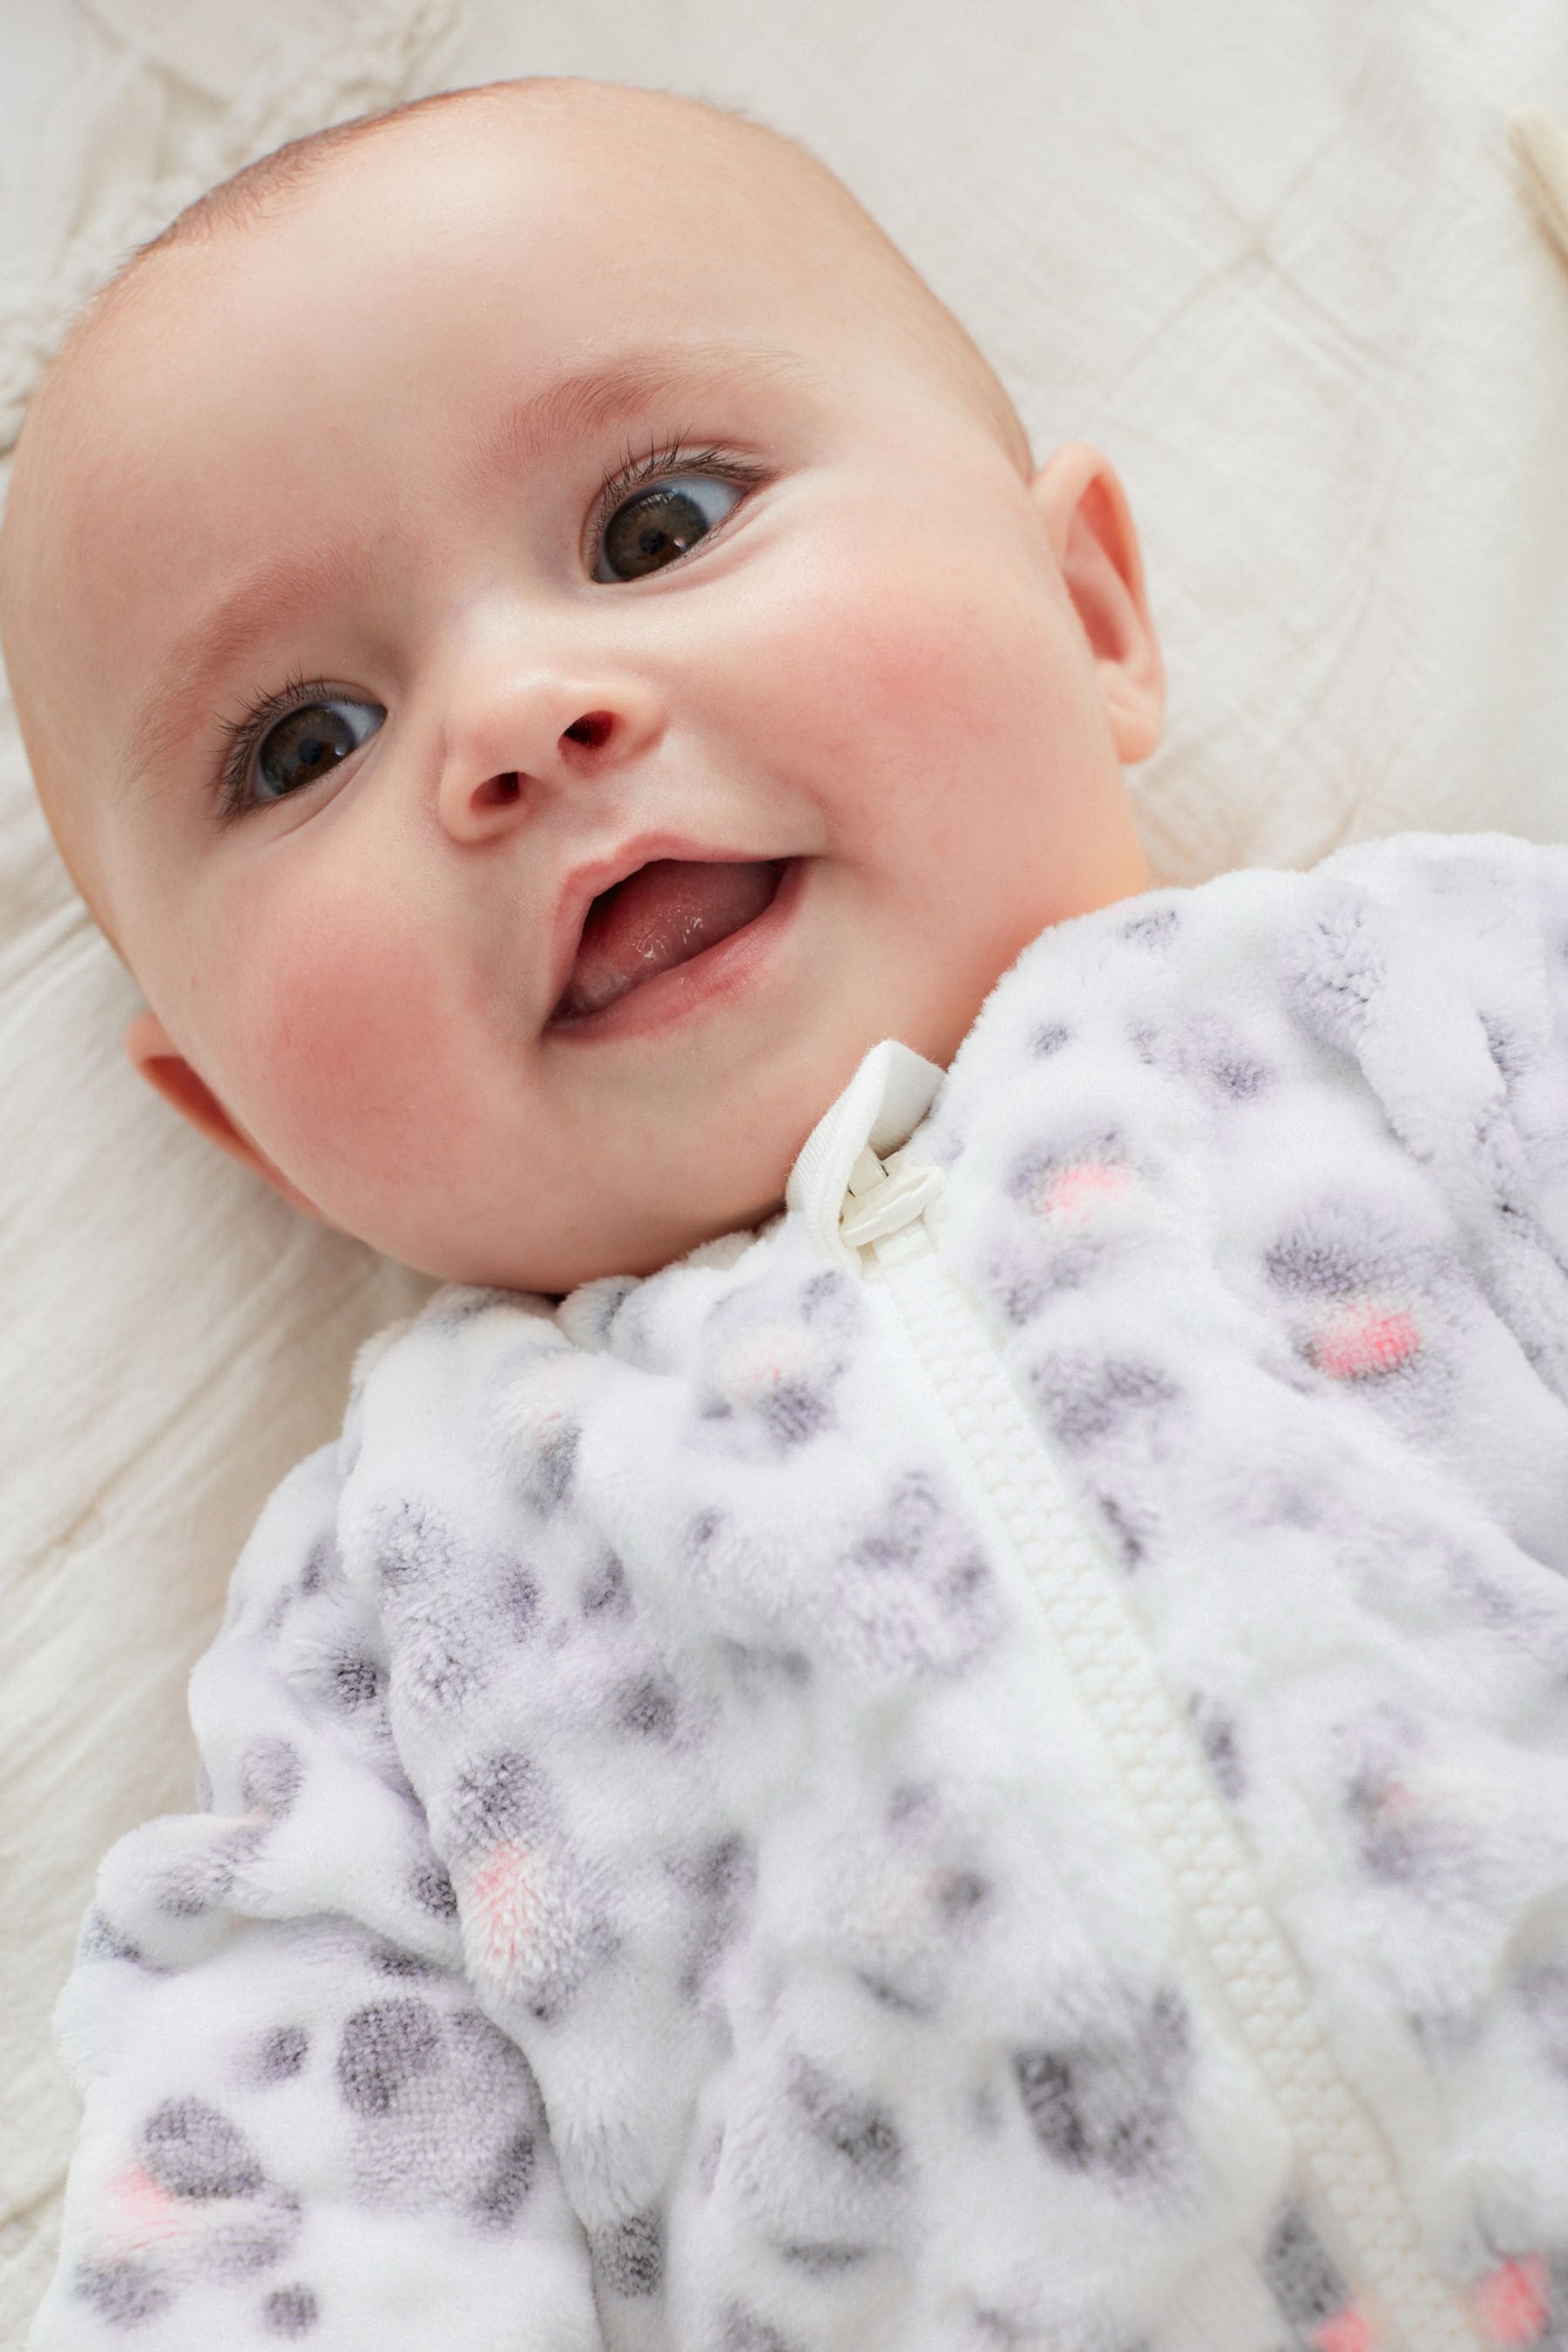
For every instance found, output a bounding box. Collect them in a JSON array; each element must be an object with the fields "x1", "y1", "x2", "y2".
[
  {"x1": 474, "y1": 772, "x2": 521, "y2": 808},
  {"x1": 563, "y1": 711, "x2": 614, "y2": 749}
]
